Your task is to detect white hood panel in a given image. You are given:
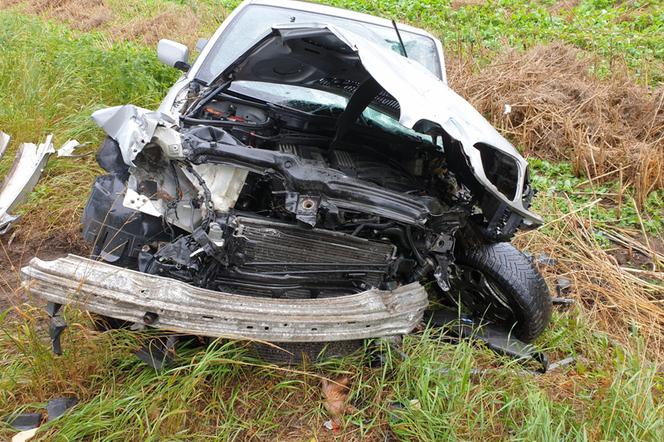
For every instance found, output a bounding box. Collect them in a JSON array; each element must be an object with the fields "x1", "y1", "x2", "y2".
[{"x1": 220, "y1": 24, "x2": 540, "y2": 223}]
